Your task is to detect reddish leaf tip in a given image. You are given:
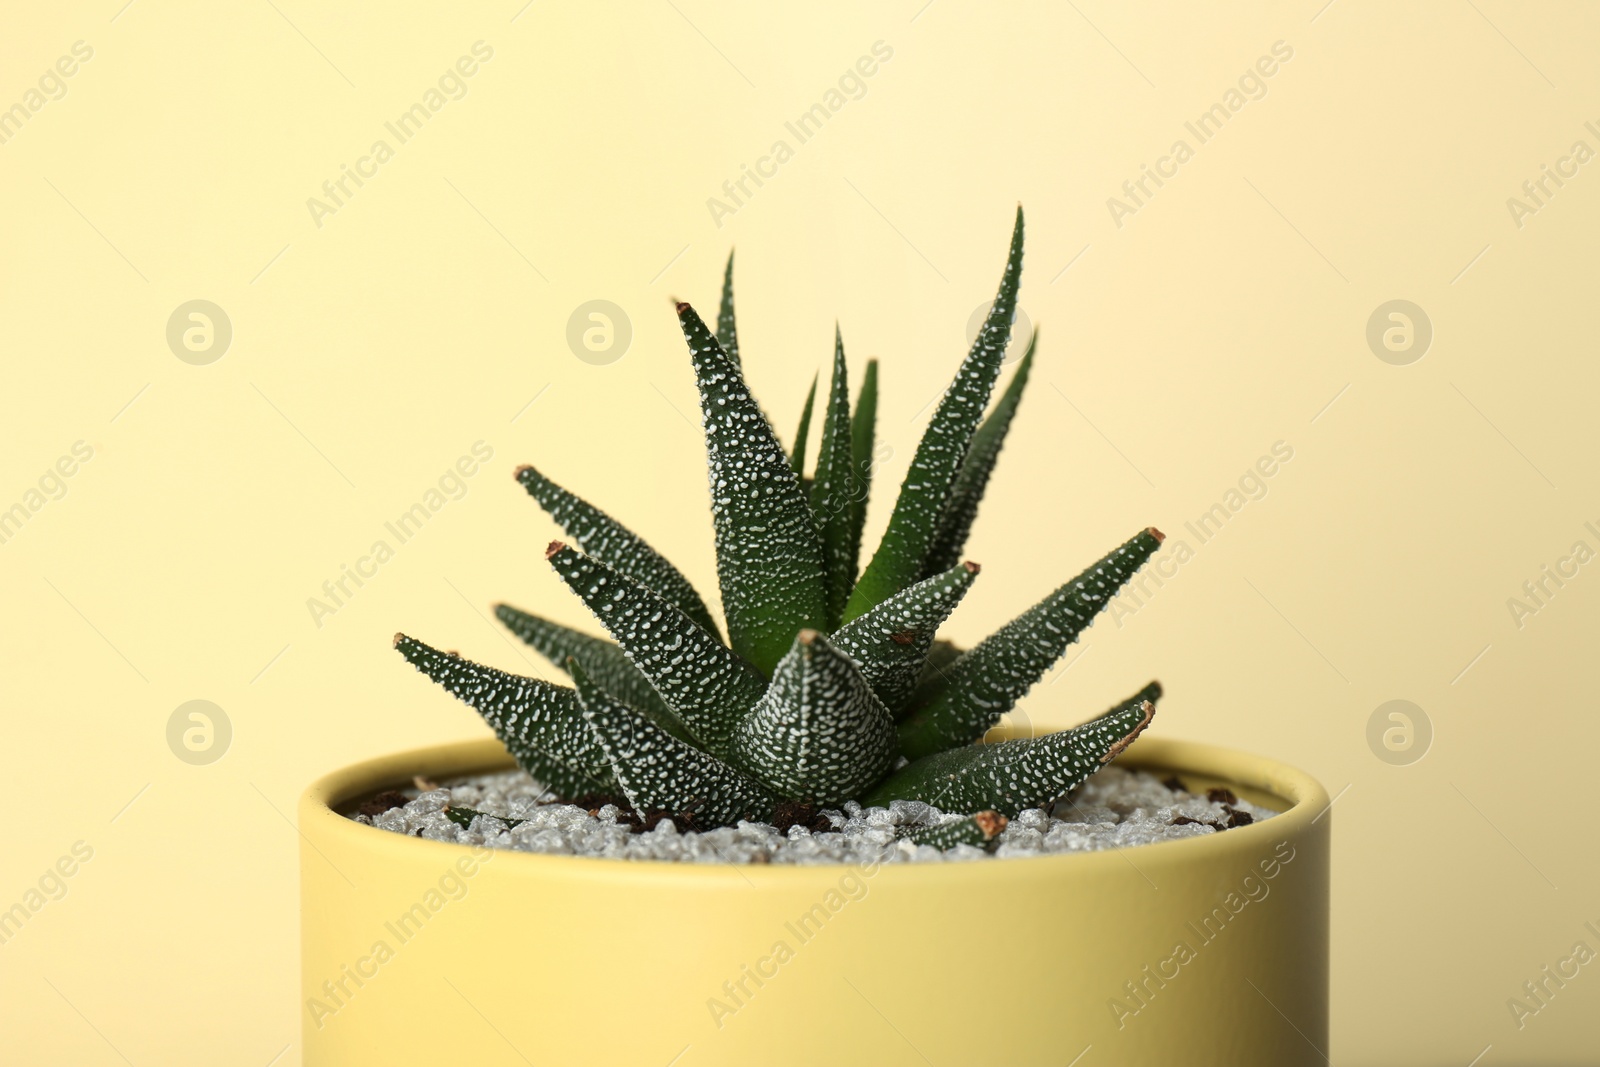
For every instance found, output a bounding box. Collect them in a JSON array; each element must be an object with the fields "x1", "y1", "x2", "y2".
[
  {"x1": 975, "y1": 810, "x2": 1008, "y2": 839},
  {"x1": 545, "y1": 540, "x2": 567, "y2": 560},
  {"x1": 962, "y1": 560, "x2": 981, "y2": 574},
  {"x1": 1147, "y1": 526, "x2": 1166, "y2": 544}
]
